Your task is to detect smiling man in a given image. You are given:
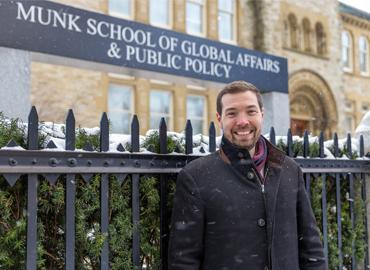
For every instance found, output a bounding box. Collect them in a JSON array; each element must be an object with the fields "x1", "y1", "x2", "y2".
[{"x1": 168, "y1": 81, "x2": 326, "y2": 270}]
